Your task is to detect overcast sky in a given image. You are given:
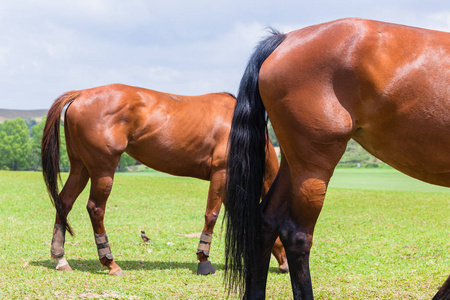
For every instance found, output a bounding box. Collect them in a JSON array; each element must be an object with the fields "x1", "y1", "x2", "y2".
[{"x1": 0, "y1": 0, "x2": 449, "y2": 109}]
